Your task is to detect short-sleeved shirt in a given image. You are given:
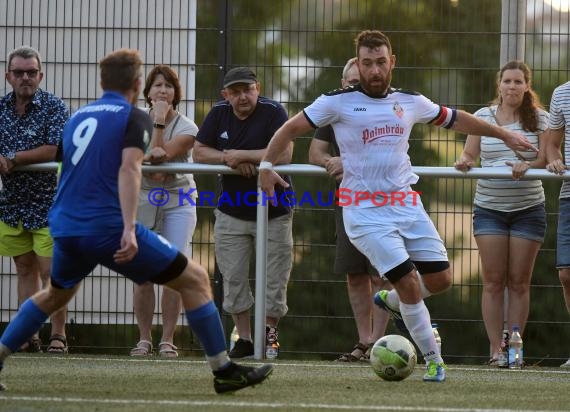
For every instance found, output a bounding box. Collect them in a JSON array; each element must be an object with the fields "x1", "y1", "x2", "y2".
[
  {"x1": 548, "y1": 81, "x2": 570, "y2": 199},
  {"x1": 0, "y1": 89, "x2": 68, "y2": 230},
  {"x1": 49, "y1": 91, "x2": 151, "y2": 237},
  {"x1": 473, "y1": 105, "x2": 547, "y2": 212},
  {"x1": 196, "y1": 96, "x2": 292, "y2": 221},
  {"x1": 140, "y1": 109, "x2": 198, "y2": 199},
  {"x1": 304, "y1": 85, "x2": 455, "y2": 208}
]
